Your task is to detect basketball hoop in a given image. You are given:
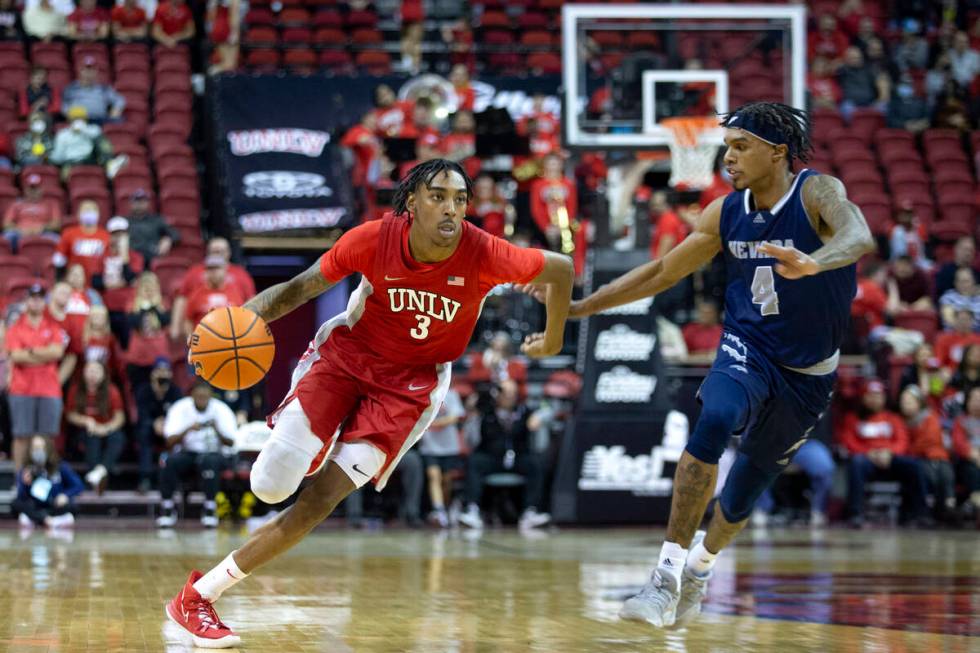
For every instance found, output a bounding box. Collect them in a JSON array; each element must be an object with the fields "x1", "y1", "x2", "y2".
[{"x1": 661, "y1": 116, "x2": 724, "y2": 190}]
